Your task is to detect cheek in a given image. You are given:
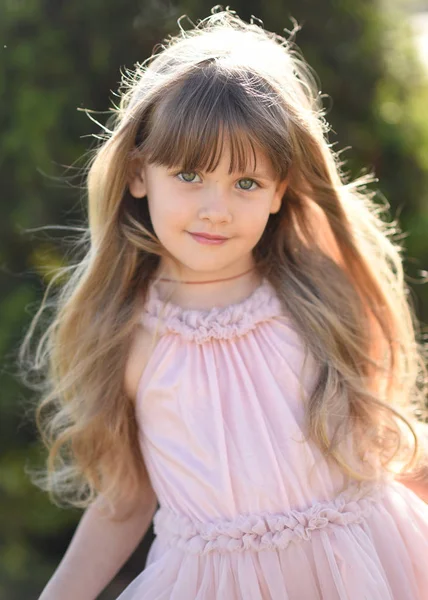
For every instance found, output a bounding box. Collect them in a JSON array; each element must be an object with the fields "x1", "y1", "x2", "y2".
[
  {"x1": 149, "y1": 200, "x2": 182, "y2": 221},
  {"x1": 147, "y1": 192, "x2": 190, "y2": 239},
  {"x1": 241, "y1": 205, "x2": 271, "y2": 237}
]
